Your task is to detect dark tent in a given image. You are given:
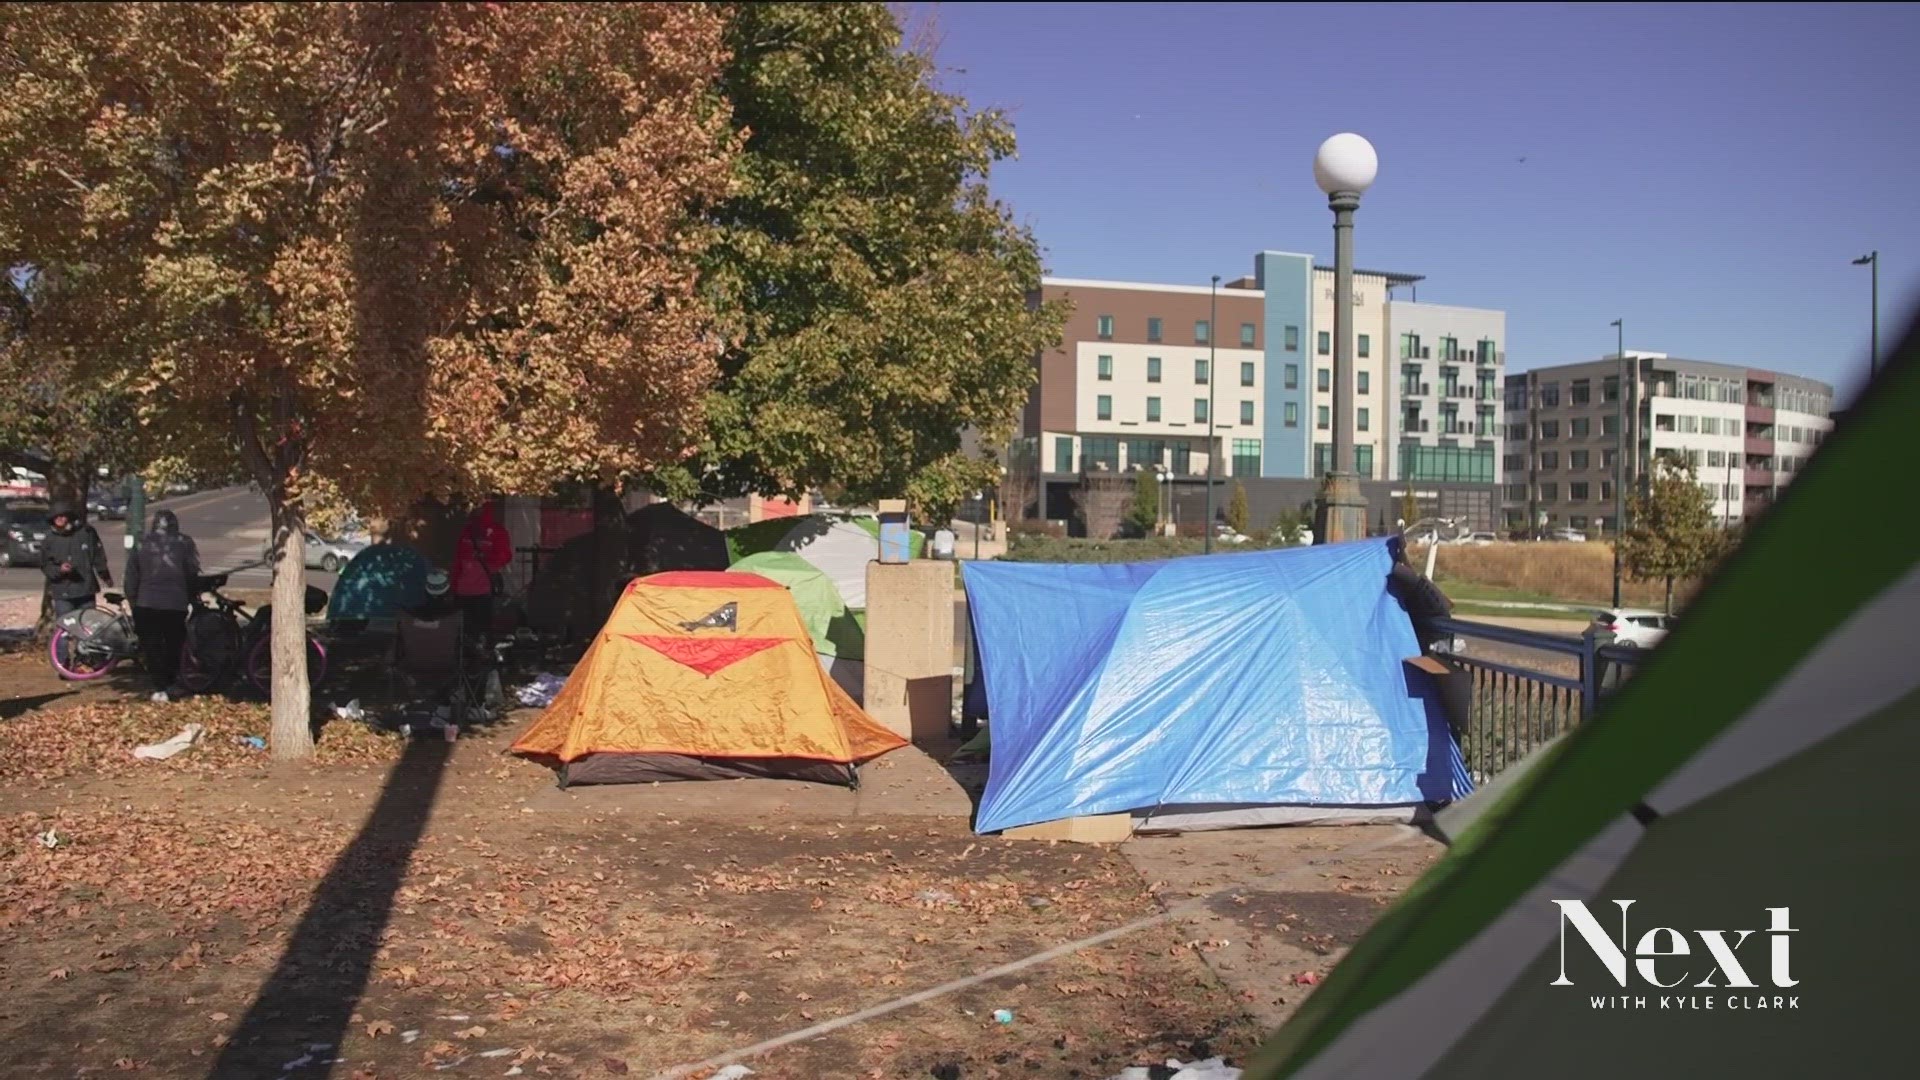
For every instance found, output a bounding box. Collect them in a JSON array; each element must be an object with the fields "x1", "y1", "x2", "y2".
[{"x1": 626, "y1": 503, "x2": 729, "y2": 576}]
